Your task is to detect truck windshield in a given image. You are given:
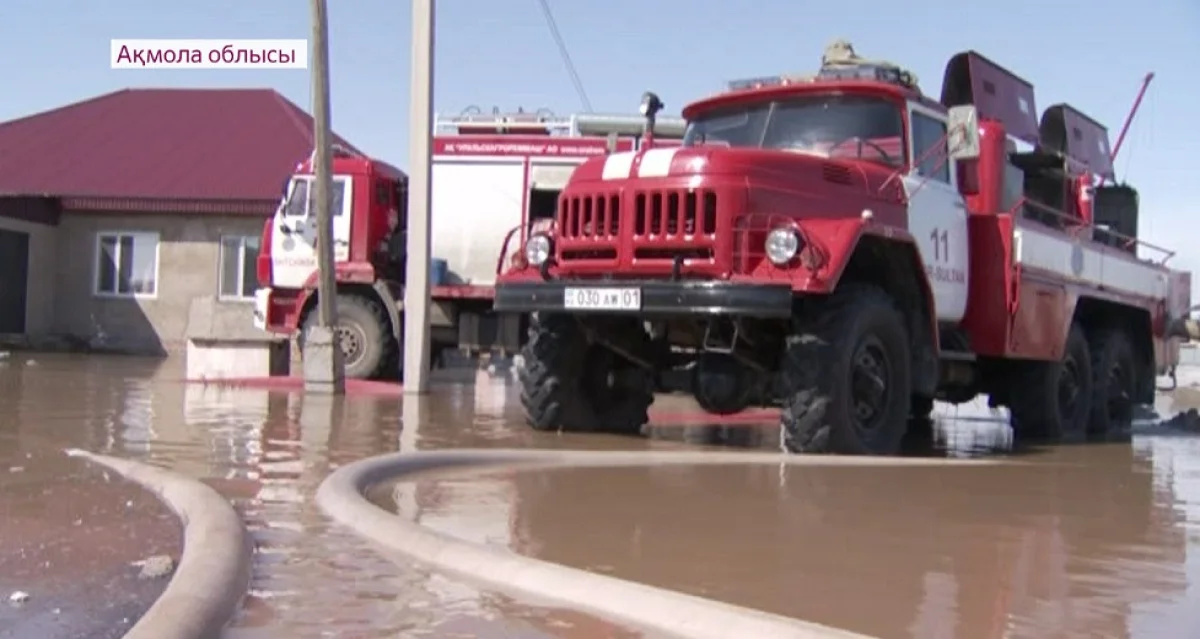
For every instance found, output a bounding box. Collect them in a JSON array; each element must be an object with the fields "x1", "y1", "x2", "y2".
[
  {"x1": 281, "y1": 177, "x2": 347, "y2": 217},
  {"x1": 682, "y1": 95, "x2": 905, "y2": 167}
]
